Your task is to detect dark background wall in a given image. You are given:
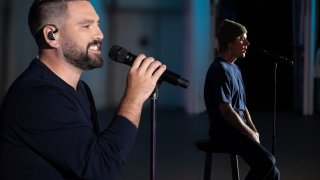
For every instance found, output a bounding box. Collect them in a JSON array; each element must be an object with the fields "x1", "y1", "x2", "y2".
[{"x1": 238, "y1": 0, "x2": 294, "y2": 112}]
